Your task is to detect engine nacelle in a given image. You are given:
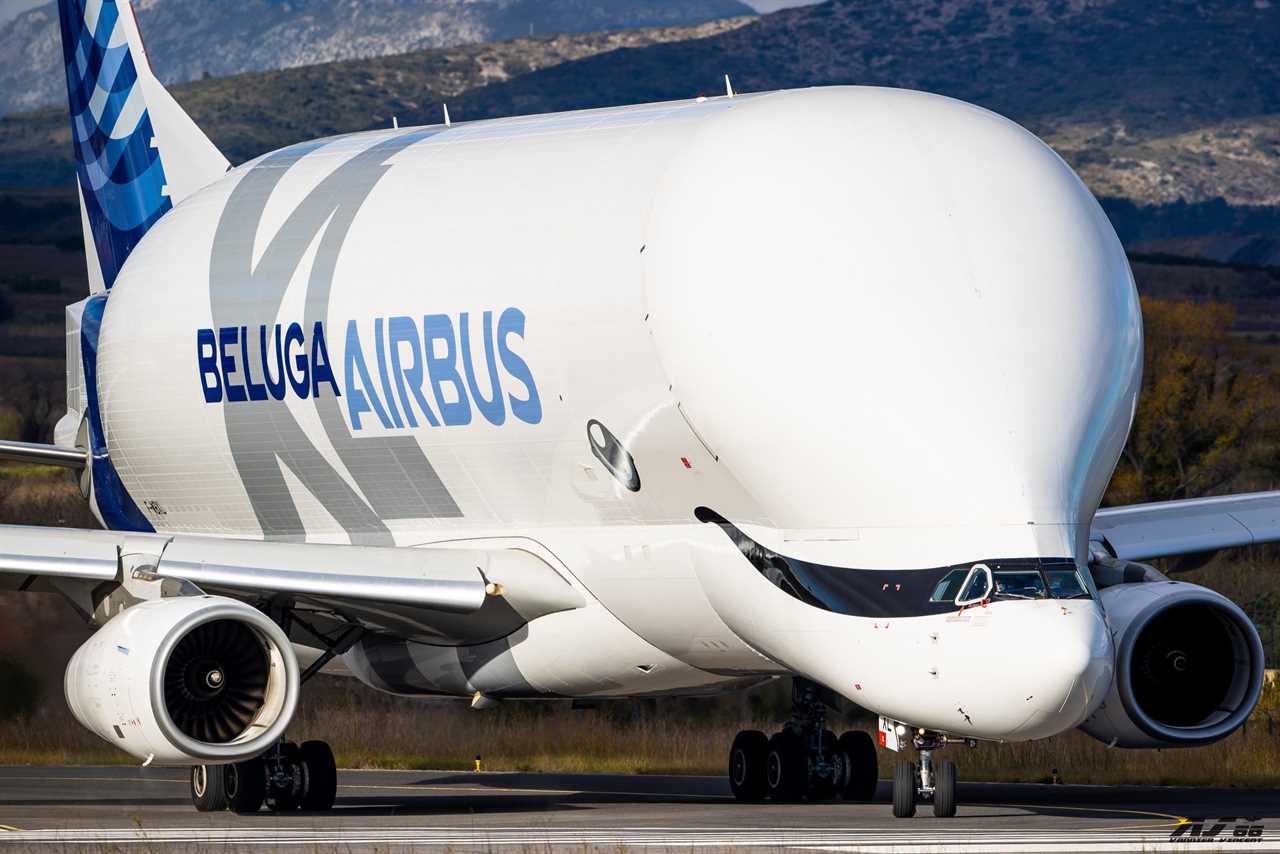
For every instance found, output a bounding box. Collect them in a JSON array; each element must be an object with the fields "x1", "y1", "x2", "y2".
[
  {"x1": 64, "y1": 596, "x2": 298, "y2": 765},
  {"x1": 1080, "y1": 580, "x2": 1264, "y2": 748}
]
